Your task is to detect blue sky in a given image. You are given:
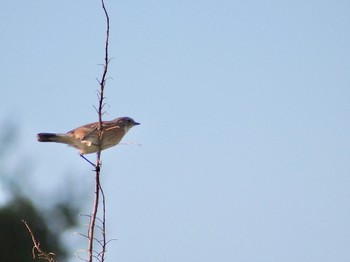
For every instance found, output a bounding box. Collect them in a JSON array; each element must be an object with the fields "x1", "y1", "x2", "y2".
[{"x1": 1, "y1": 1, "x2": 350, "y2": 261}]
